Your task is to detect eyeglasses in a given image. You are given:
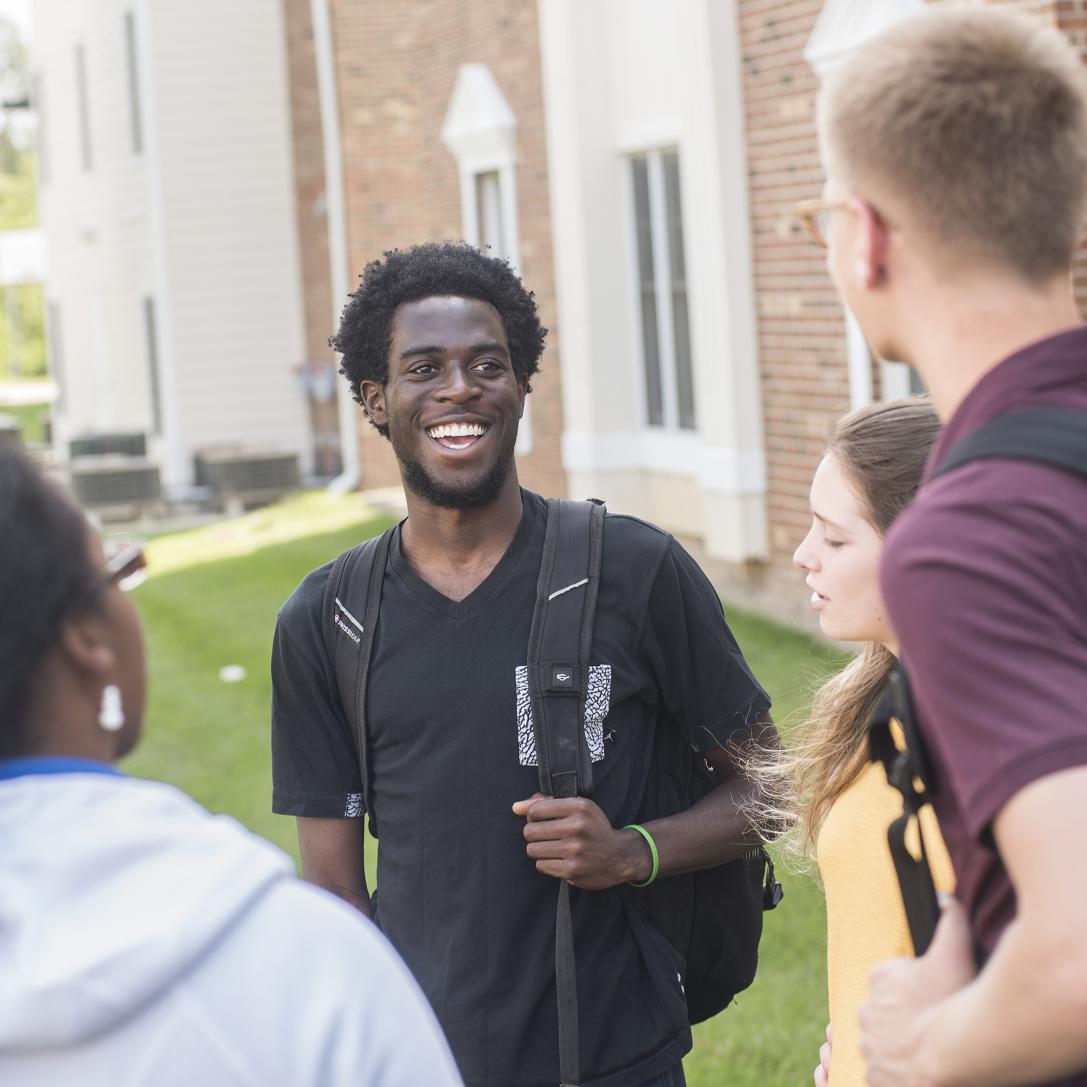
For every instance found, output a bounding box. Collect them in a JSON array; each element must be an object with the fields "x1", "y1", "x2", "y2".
[
  {"x1": 795, "y1": 198, "x2": 850, "y2": 249},
  {"x1": 102, "y1": 541, "x2": 148, "y2": 593}
]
